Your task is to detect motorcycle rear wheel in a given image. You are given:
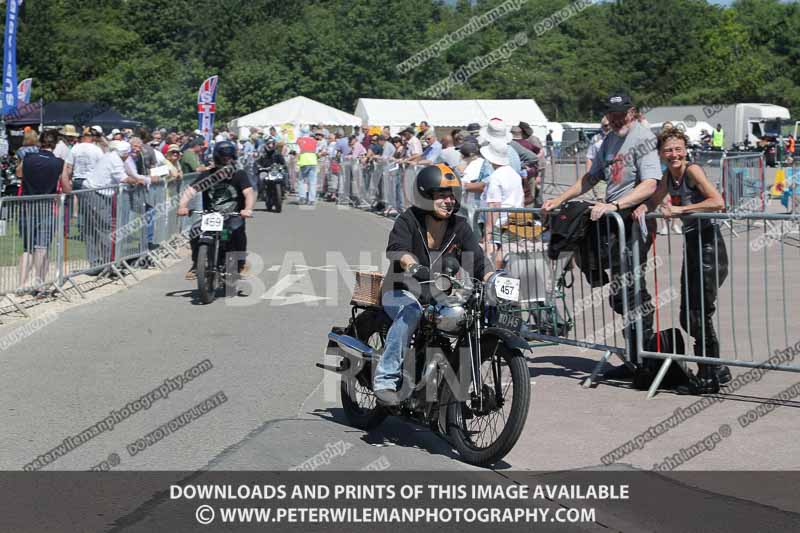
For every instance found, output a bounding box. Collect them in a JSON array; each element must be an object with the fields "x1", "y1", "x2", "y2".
[
  {"x1": 445, "y1": 340, "x2": 530, "y2": 467},
  {"x1": 340, "y1": 308, "x2": 388, "y2": 430},
  {"x1": 196, "y1": 243, "x2": 217, "y2": 304}
]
